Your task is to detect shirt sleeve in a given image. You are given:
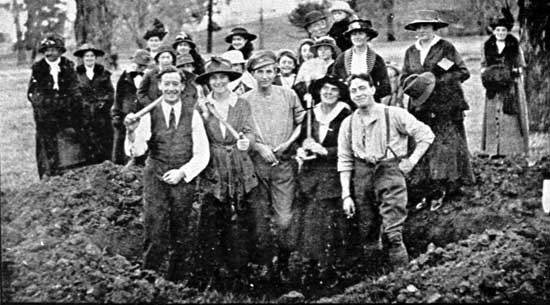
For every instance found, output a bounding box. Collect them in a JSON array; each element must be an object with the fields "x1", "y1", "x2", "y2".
[
  {"x1": 124, "y1": 113, "x2": 151, "y2": 157},
  {"x1": 178, "y1": 110, "x2": 210, "y2": 183},
  {"x1": 394, "y1": 108, "x2": 435, "y2": 145},
  {"x1": 337, "y1": 116, "x2": 354, "y2": 172}
]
